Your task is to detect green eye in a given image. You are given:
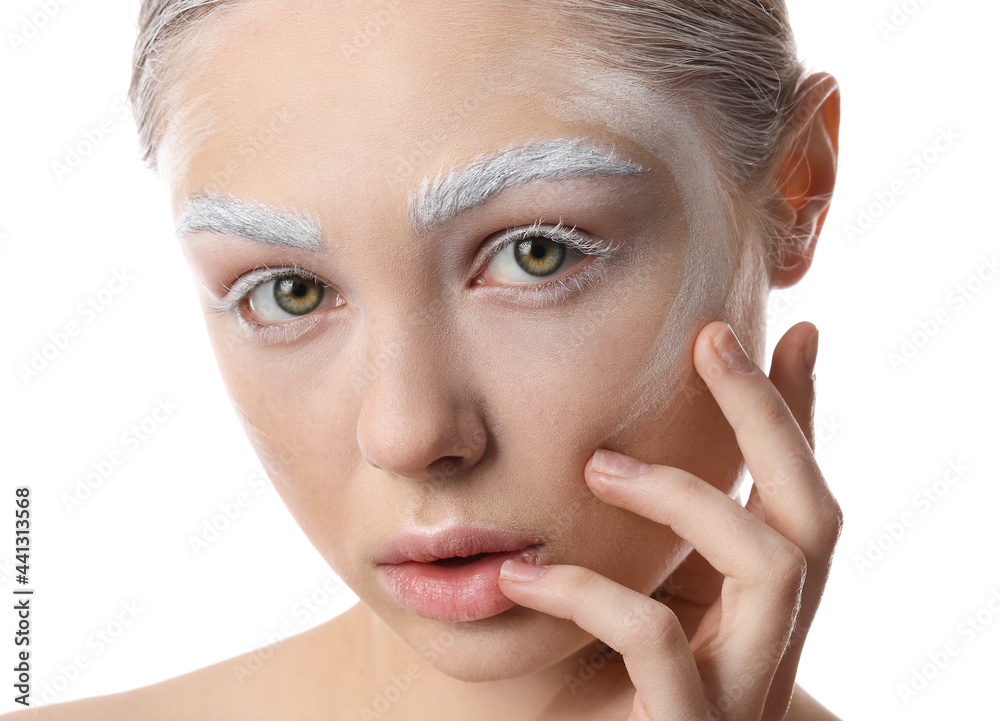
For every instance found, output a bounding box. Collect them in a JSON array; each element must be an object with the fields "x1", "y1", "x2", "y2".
[
  {"x1": 487, "y1": 232, "x2": 586, "y2": 287},
  {"x1": 513, "y1": 238, "x2": 567, "y2": 277},
  {"x1": 274, "y1": 276, "x2": 324, "y2": 315},
  {"x1": 247, "y1": 273, "x2": 330, "y2": 321}
]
